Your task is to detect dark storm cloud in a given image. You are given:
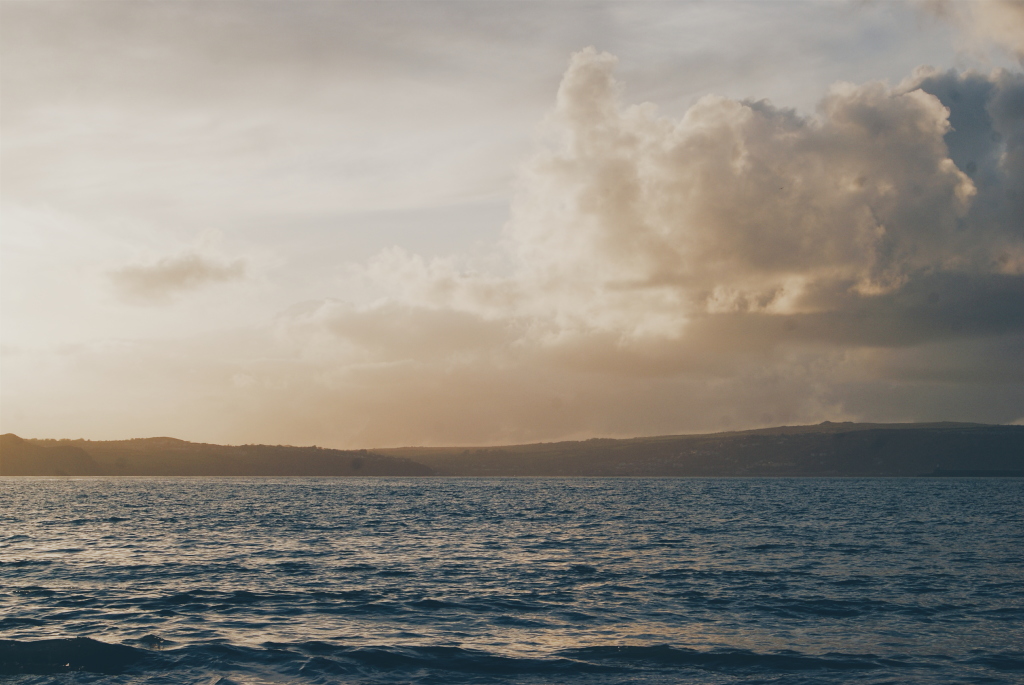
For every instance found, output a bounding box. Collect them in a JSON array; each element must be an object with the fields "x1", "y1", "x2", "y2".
[{"x1": 912, "y1": 68, "x2": 1024, "y2": 246}]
